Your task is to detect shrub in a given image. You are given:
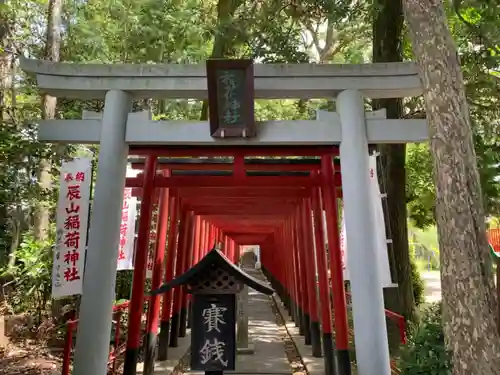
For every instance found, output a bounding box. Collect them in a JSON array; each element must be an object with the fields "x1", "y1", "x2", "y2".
[
  {"x1": 410, "y1": 251, "x2": 425, "y2": 307},
  {"x1": 1, "y1": 234, "x2": 53, "y2": 322},
  {"x1": 398, "y1": 303, "x2": 451, "y2": 375}
]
